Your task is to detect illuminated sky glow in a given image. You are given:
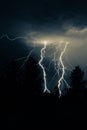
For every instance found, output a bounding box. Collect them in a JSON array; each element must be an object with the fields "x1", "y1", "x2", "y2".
[{"x1": 0, "y1": 0, "x2": 87, "y2": 95}]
